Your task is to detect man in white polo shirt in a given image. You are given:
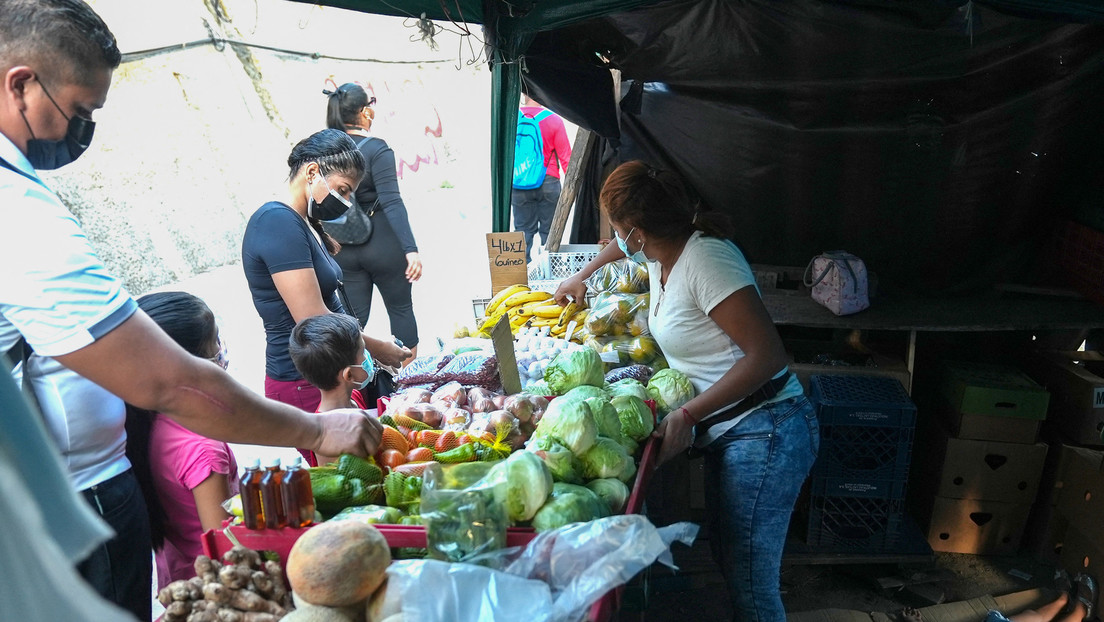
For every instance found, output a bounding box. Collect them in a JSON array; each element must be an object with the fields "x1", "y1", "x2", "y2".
[{"x1": 0, "y1": 2, "x2": 384, "y2": 618}]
